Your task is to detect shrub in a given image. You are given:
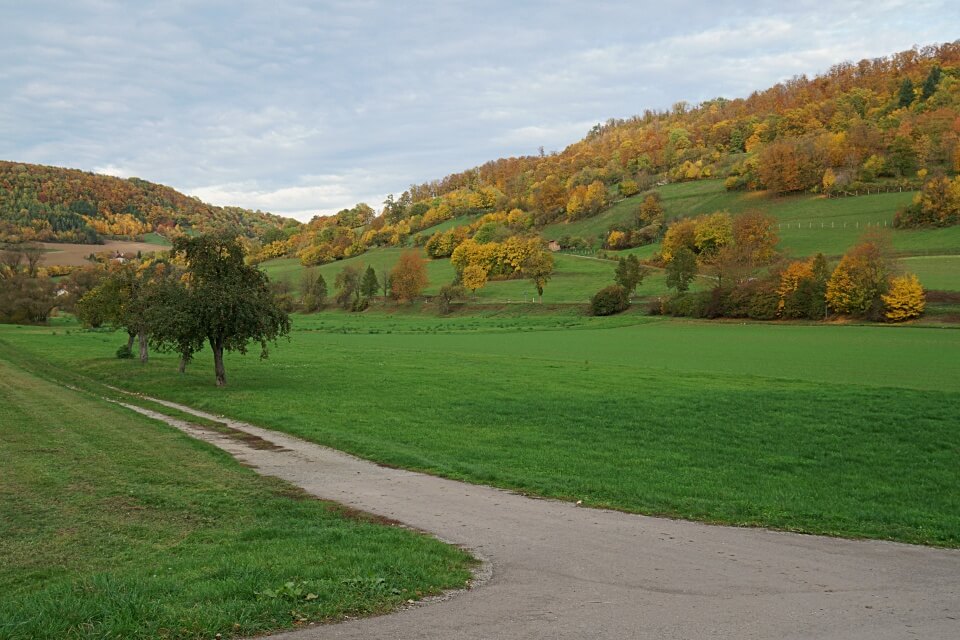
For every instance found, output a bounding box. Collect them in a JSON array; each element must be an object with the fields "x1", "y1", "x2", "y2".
[
  {"x1": 115, "y1": 344, "x2": 133, "y2": 359},
  {"x1": 590, "y1": 285, "x2": 630, "y2": 316}
]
